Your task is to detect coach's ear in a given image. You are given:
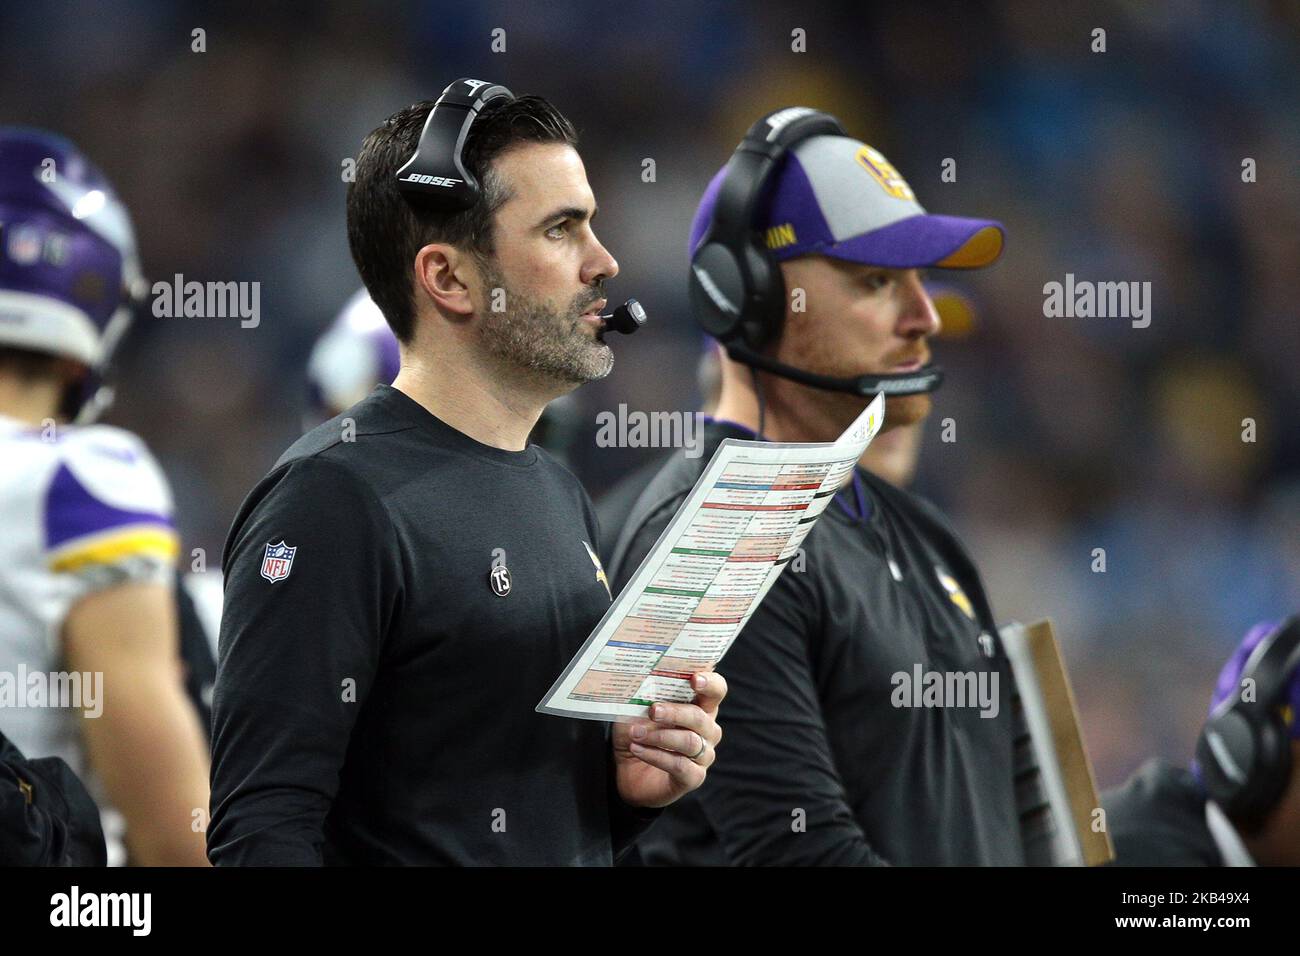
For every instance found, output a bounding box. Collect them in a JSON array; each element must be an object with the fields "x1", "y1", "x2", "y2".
[{"x1": 413, "y1": 243, "x2": 475, "y2": 319}]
